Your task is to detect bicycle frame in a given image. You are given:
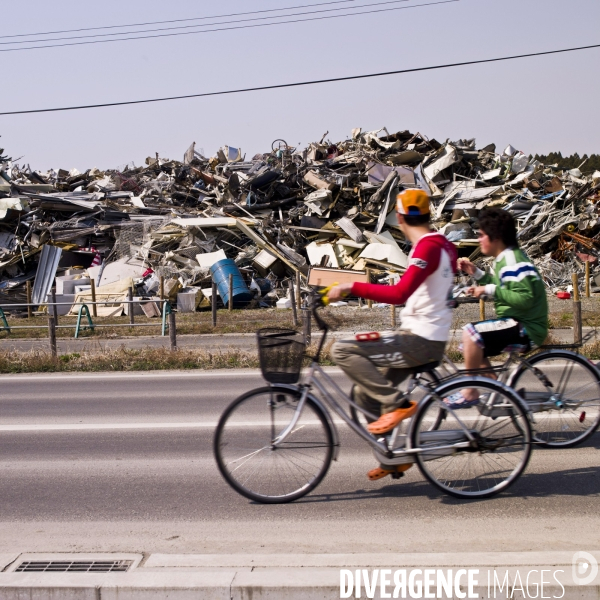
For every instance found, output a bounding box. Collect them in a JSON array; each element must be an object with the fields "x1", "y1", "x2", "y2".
[
  {"x1": 268, "y1": 297, "x2": 531, "y2": 461},
  {"x1": 271, "y1": 359, "x2": 508, "y2": 465},
  {"x1": 213, "y1": 296, "x2": 536, "y2": 504},
  {"x1": 437, "y1": 343, "x2": 600, "y2": 415}
]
